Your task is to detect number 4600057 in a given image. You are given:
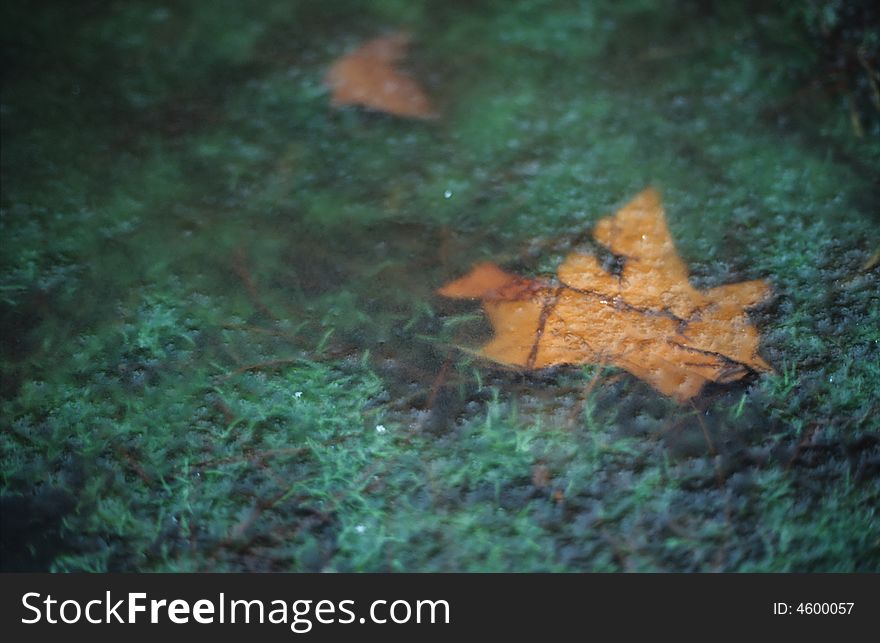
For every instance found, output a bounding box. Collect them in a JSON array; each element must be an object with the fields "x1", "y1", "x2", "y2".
[{"x1": 797, "y1": 603, "x2": 854, "y2": 615}]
